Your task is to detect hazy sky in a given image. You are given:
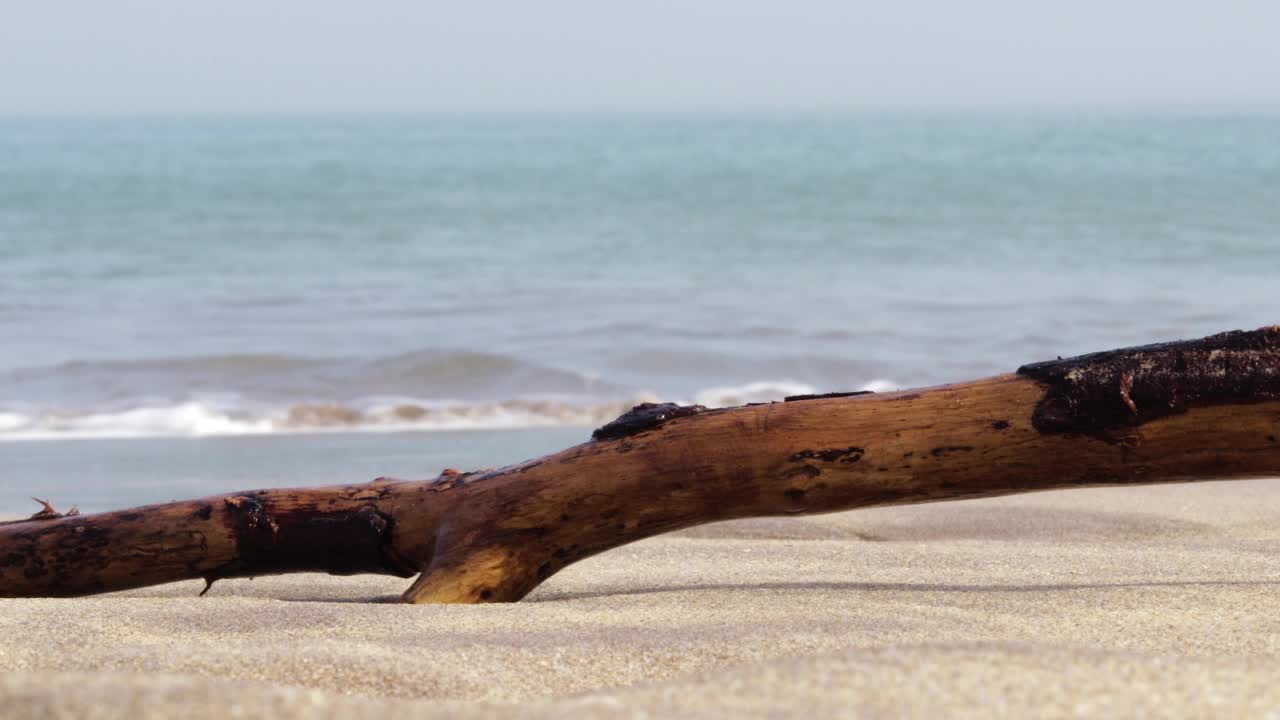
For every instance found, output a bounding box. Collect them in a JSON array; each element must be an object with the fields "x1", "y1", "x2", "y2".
[{"x1": 3, "y1": 1, "x2": 1279, "y2": 114}]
